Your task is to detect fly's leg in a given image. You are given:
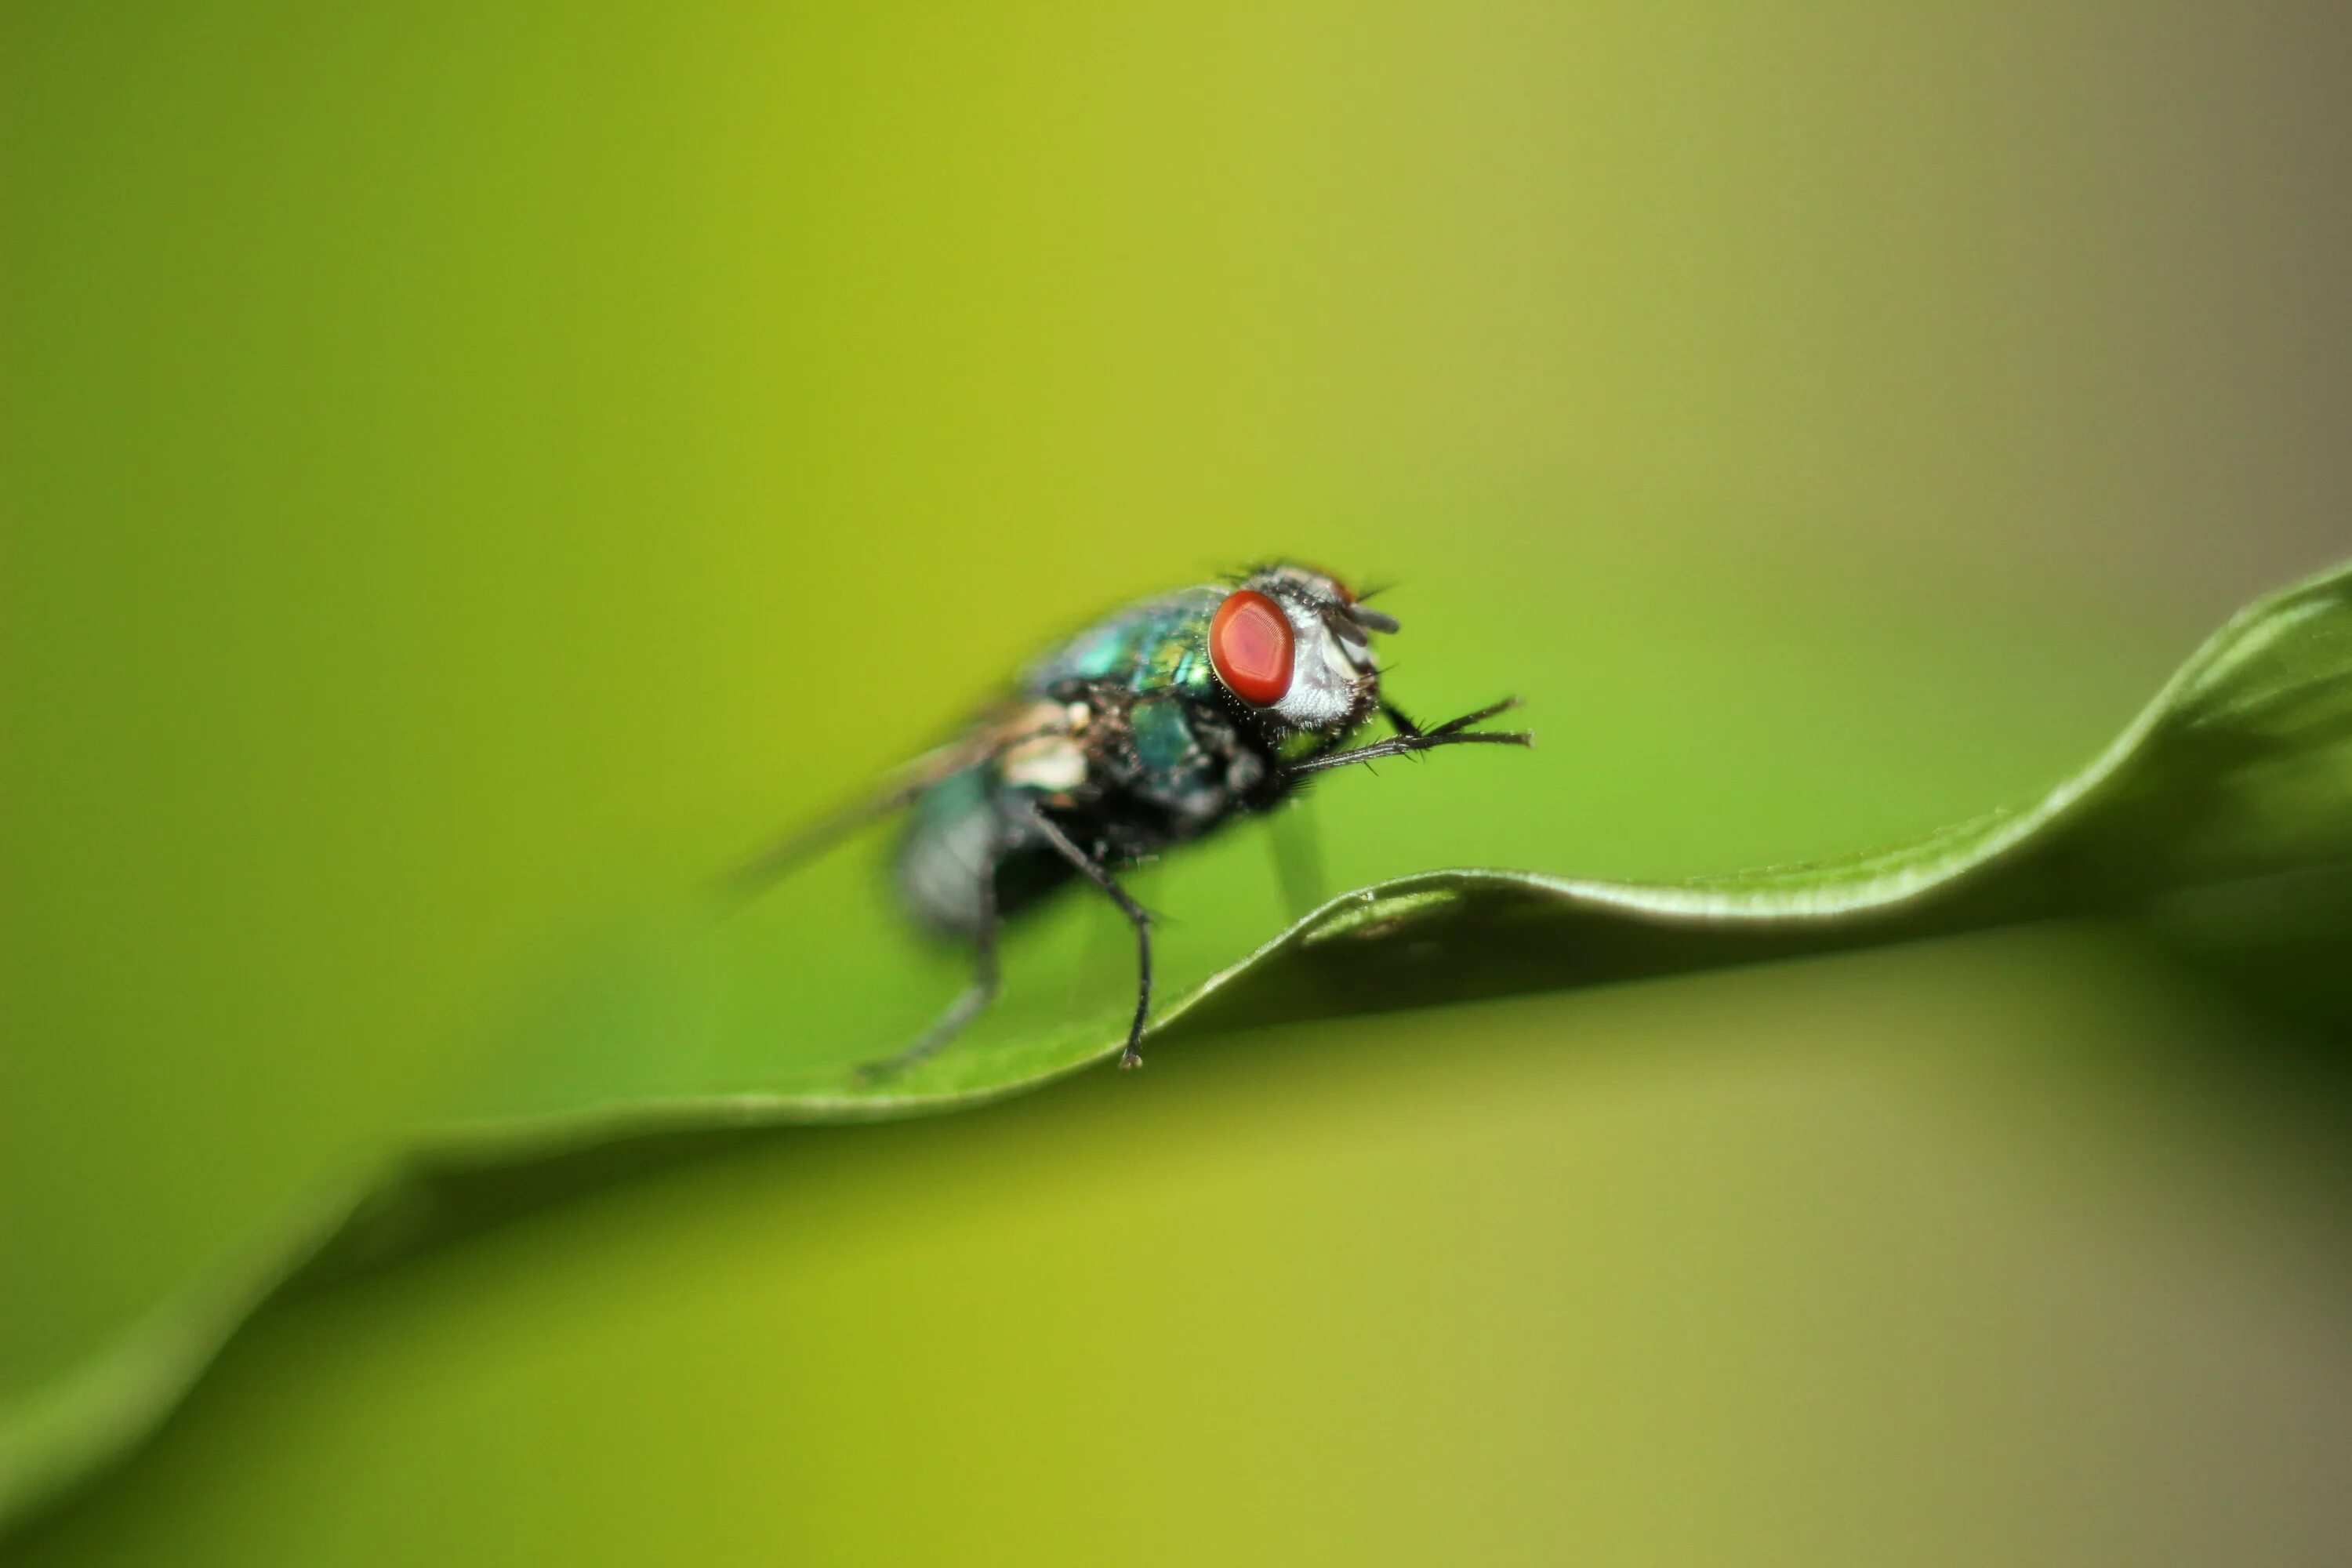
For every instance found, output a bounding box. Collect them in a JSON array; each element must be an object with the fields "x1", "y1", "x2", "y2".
[
  {"x1": 1283, "y1": 699, "x2": 1531, "y2": 778},
  {"x1": 1265, "y1": 797, "x2": 1327, "y2": 920},
  {"x1": 858, "y1": 844, "x2": 1000, "y2": 1080},
  {"x1": 1024, "y1": 808, "x2": 1155, "y2": 1070},
  {"x1": 1258, "y1": 700, "x2": 1433, "y2": 916}
]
